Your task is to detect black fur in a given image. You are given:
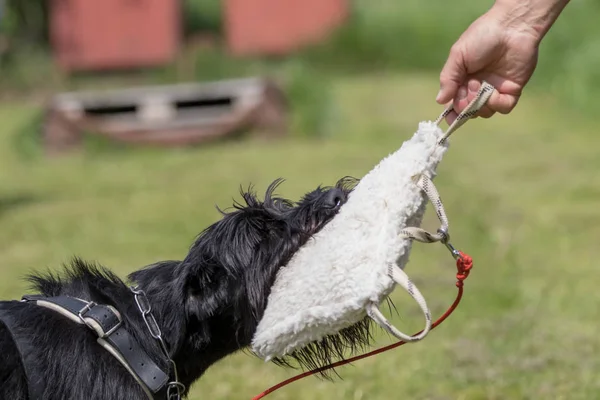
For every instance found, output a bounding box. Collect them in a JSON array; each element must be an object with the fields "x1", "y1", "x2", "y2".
[{"x1": 0, "y1": 177, "x2": 379, "y2": 400}]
